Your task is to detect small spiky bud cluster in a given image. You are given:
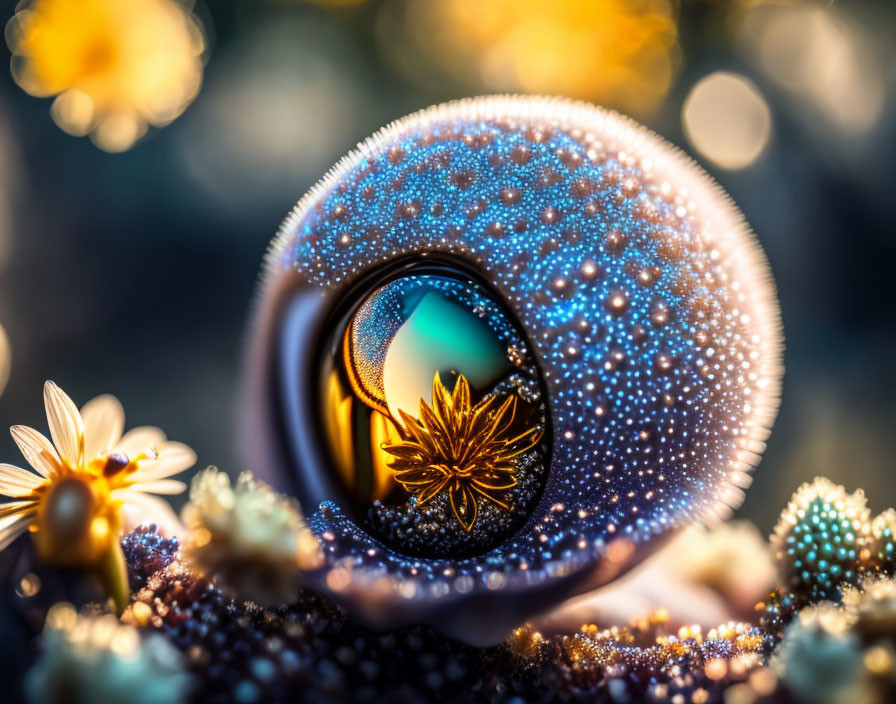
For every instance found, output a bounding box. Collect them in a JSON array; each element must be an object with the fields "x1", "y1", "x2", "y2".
[
  {"x1": 871, "y1": 509, "x2": 896, "y2": 574},
  {"x1": 770, "y1": 477, "x2": 872, "y2": 601},
  {"x1": 181, "y1": 468, "x2": 323, "y2": 607}
]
